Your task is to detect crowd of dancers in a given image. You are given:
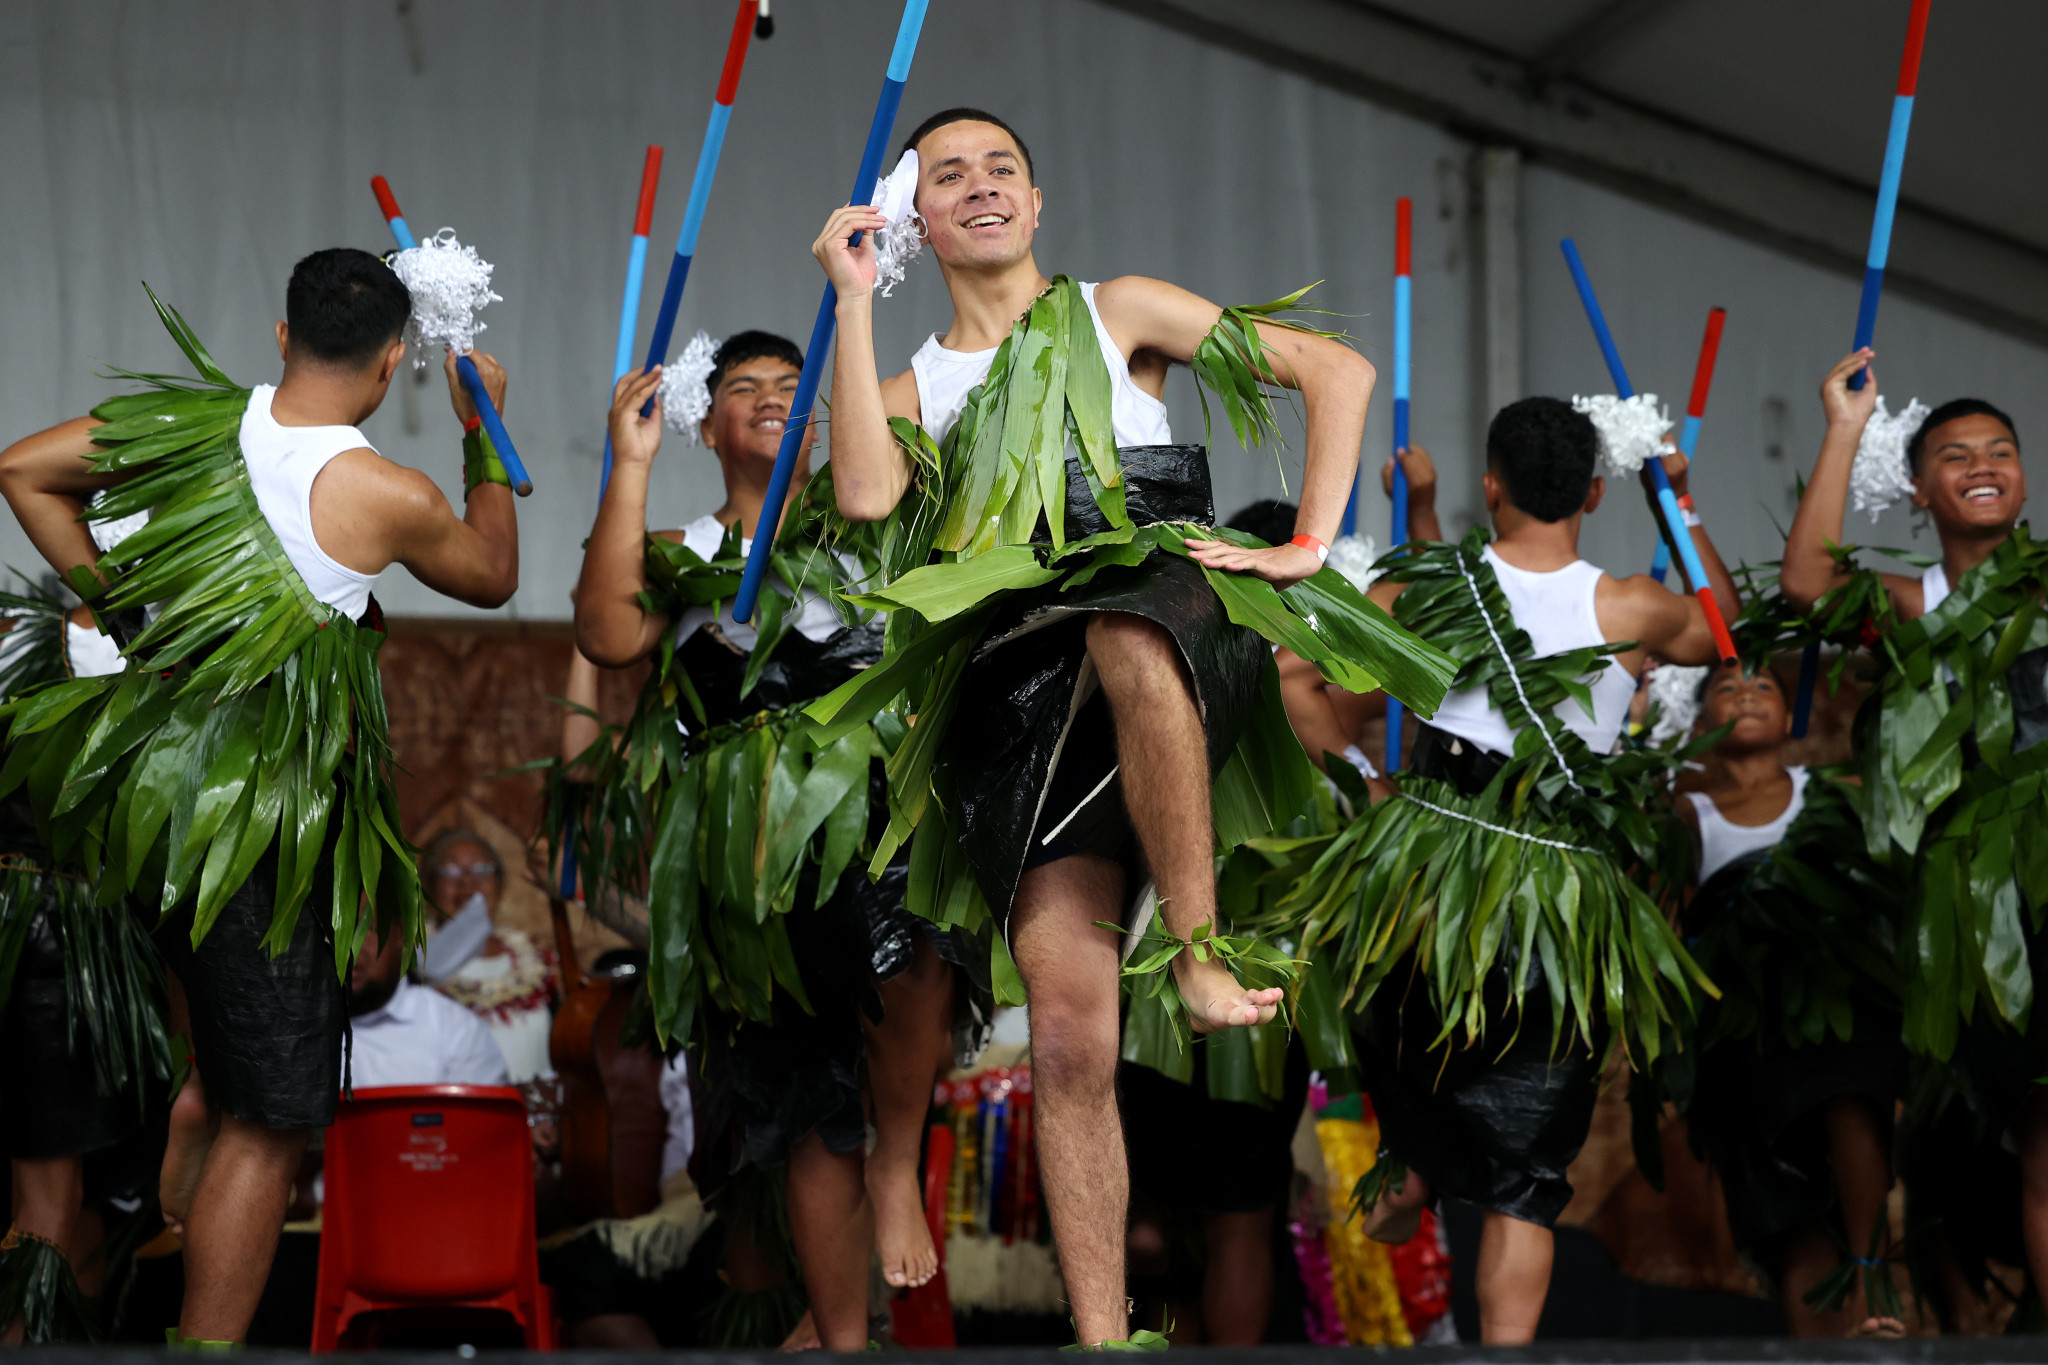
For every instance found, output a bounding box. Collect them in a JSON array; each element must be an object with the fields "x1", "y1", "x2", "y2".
[{"x1": 0, "y1": 101, "x2": 2037, "y2": 1350}]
